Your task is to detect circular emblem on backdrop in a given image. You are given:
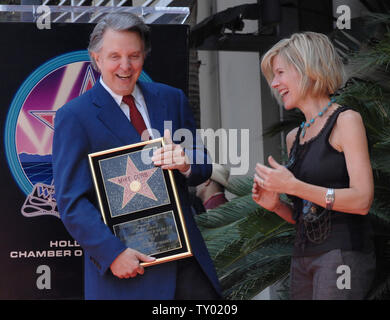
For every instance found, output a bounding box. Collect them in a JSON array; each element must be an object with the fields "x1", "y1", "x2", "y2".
[{"x1": 4, "y1": 50, "x2": 152, "y2": 218}]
